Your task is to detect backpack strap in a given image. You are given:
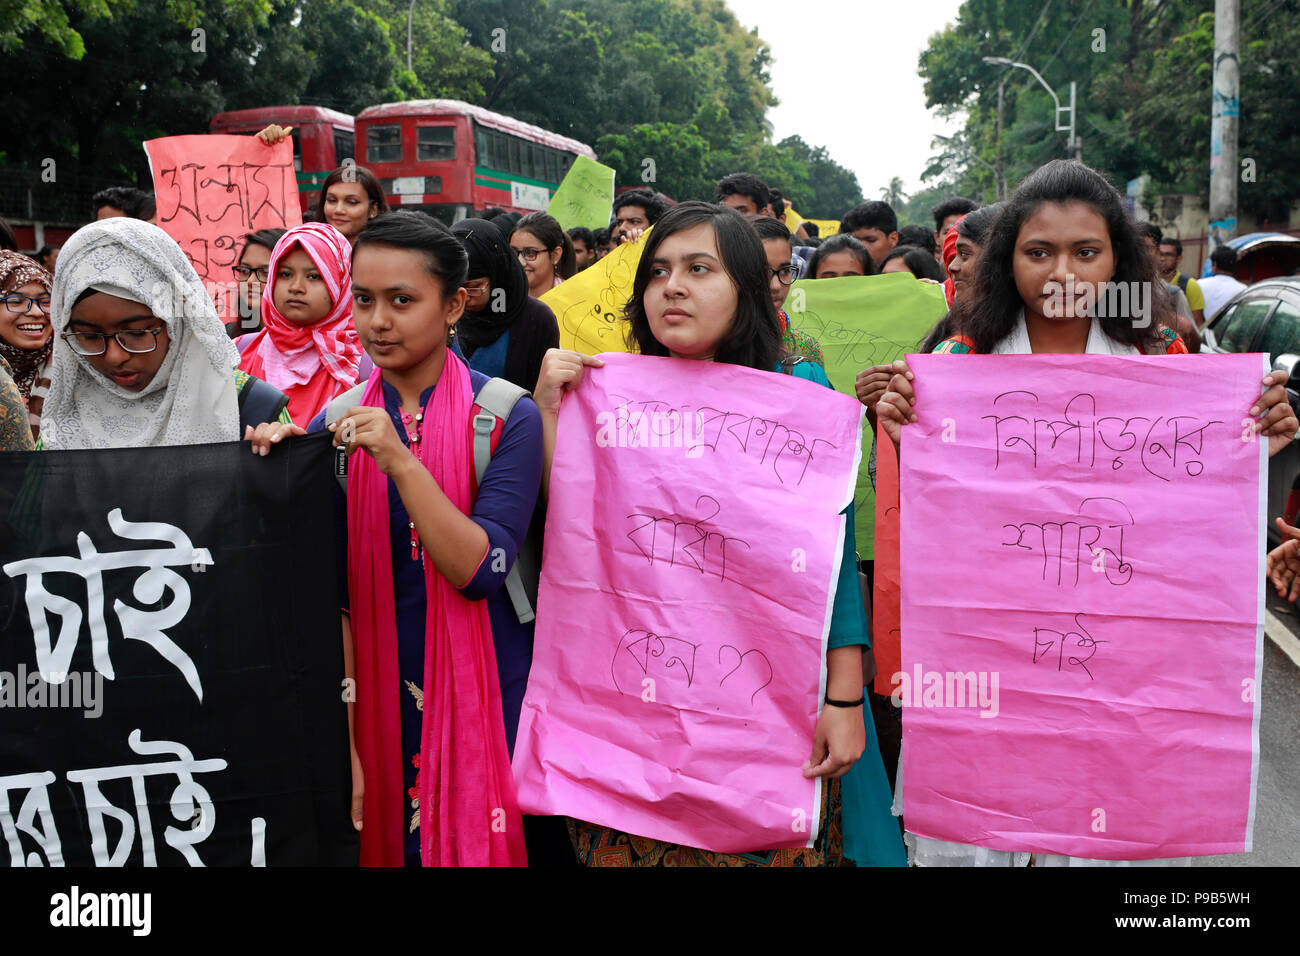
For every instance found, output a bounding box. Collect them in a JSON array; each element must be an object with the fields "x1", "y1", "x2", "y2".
[
  {"x1": 1176, "y1": 273, "x2": 1190, "y2": 294},
  {"x1": 237, "y1": 374, "x2": 291, "y2": 432},
  {"x1": 325, "y1": 383, "x2": 368, "y2": 493},
  {"x1": 472, "y1": 377, "x2": 535, "y2": 624},
  {"x1": 472, "y1": 377, "x2": 528, "y2": 485}
]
